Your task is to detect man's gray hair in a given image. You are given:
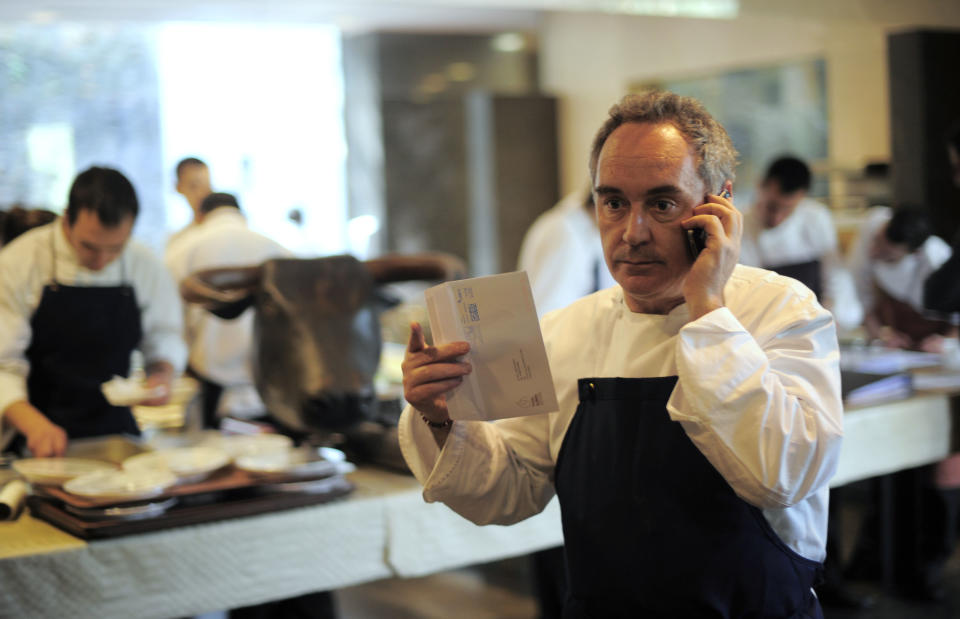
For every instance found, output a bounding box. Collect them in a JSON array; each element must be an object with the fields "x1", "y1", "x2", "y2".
[{"x1": 588, "y1": 91, "x2": 739, "y2": 192}]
